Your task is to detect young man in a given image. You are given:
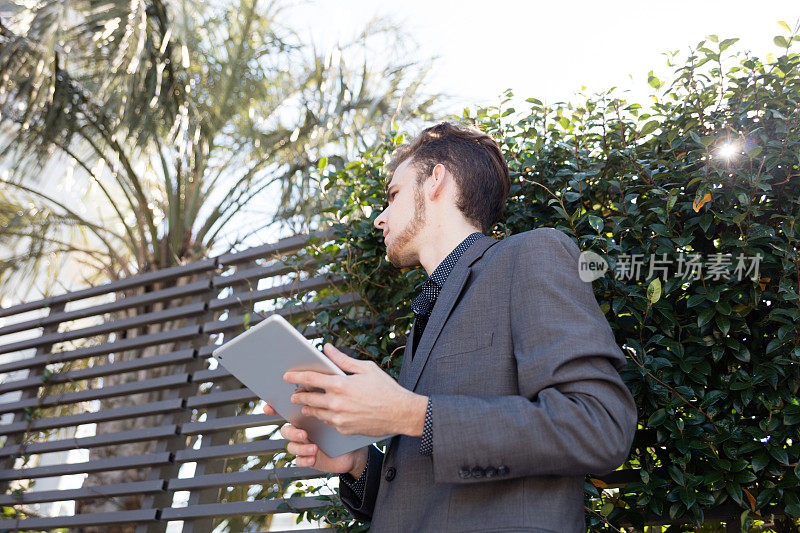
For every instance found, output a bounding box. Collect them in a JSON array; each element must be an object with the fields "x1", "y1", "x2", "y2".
[{"x1": 263, "y1": 122, "x2": 638, "y2": 532}]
